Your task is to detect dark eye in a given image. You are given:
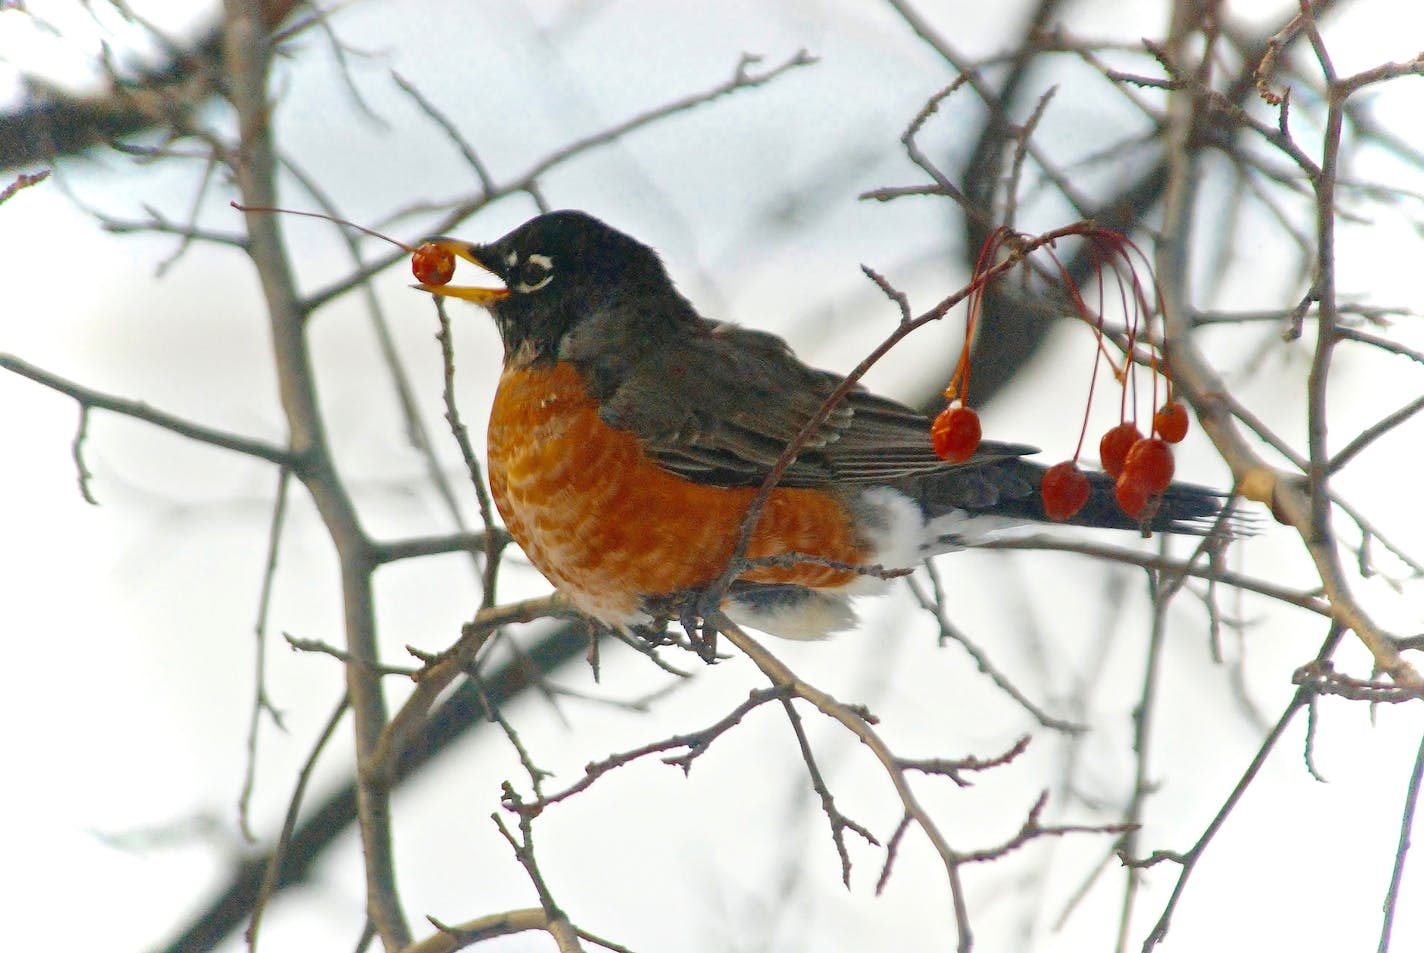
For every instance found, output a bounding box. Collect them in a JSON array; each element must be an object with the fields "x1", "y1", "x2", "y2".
[{"x1": 516, "y1": 255, "x2": 553, "y2": 291}]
